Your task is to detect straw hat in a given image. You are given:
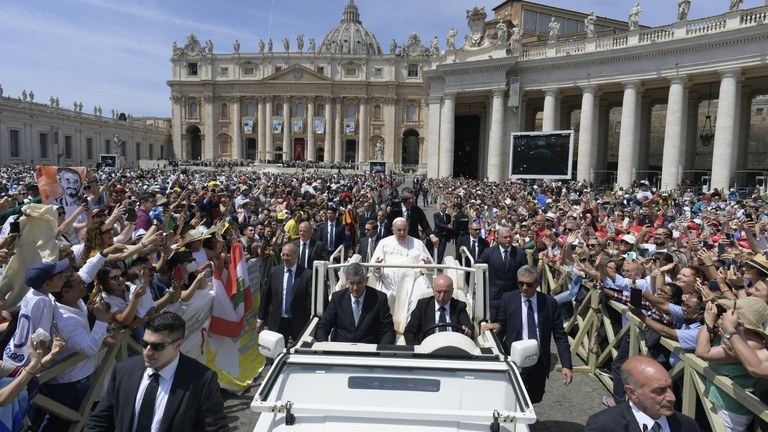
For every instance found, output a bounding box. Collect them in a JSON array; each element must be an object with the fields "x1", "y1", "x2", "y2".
[
  {"x1": 184, "y1": 230, "x2": 211, "y2": 243},
  {"x1": 745, "y1": 254, "x2": 768, "y2": 276},
  {"x1": 717, "y1": 297, "x2": 768, "y2": 339}
]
